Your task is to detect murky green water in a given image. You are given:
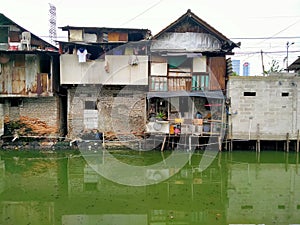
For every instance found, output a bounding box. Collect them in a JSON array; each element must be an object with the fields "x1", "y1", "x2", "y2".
[{"x1": 0, "y1": 149, "x2": 299, "y2": 225}]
